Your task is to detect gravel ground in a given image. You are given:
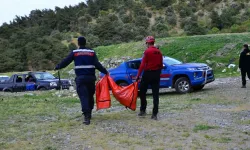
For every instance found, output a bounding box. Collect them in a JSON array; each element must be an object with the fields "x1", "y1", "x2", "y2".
[
  {"x1": 1, "y1": 77, "x2": 250, "y2": 150},
  {"x1": 68, "y1": 77, "x2": 250, "y2": 150}
]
